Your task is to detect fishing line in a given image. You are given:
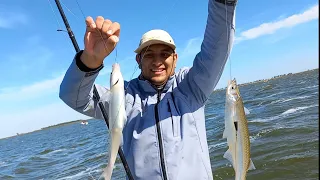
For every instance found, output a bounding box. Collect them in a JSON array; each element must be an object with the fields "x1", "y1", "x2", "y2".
[
  {"x1": 47, "y1": 0, "x2": 63, "y2": 30},
  {"x1": 61, "y1": 0, "x2": 115, "y2": 63},
  {"x1": 60, "y1": 0, "x2": 80, "y2": 22},
  {"x1": 75, "y1": 0, "x2": 117, "y2": 63},
  {"x1": 224, "y1": 1, "x2": 232, "y2": 81},
  {"x1": 74, "y1": 0, "x2": 126, "y2": 131},
  {"x1": 47, "y1": 0, "x2": 78, "y2": 54}
]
